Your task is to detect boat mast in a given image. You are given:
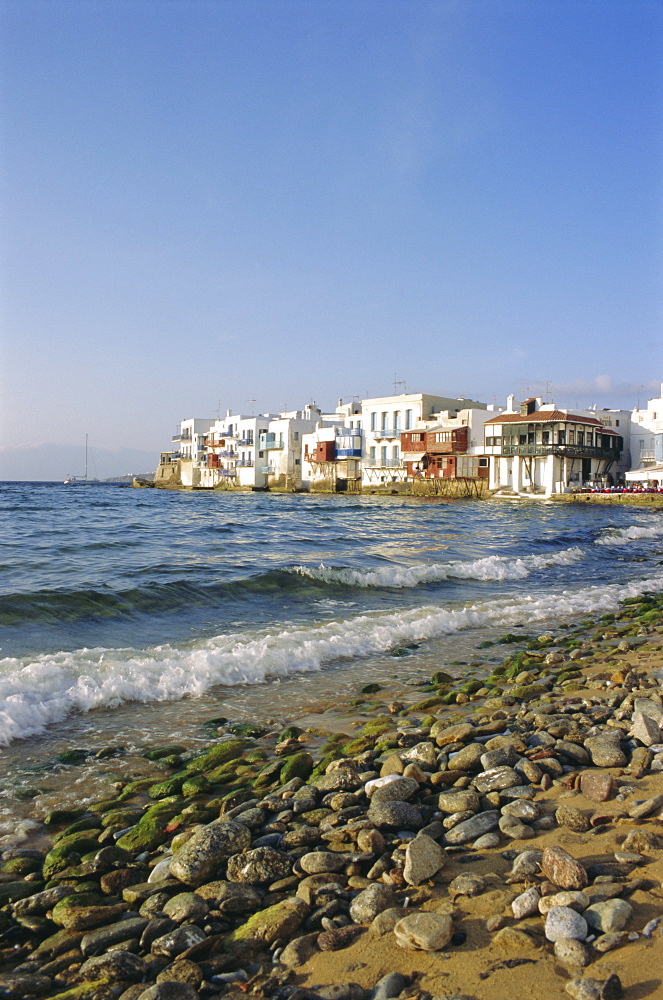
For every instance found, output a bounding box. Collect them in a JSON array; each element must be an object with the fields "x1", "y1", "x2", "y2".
[{"x1": 85, "y1": 434, "x2": 88, "y2": 481}]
